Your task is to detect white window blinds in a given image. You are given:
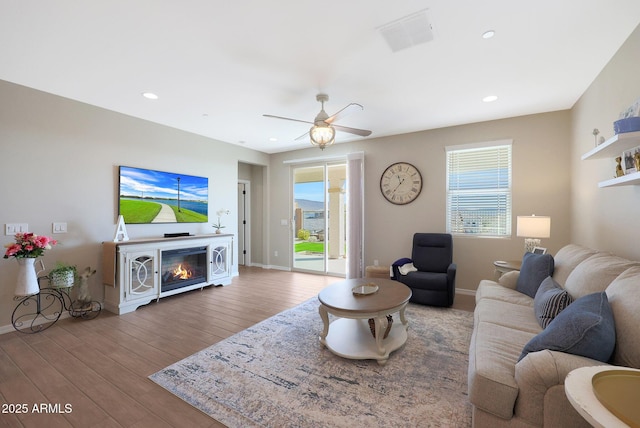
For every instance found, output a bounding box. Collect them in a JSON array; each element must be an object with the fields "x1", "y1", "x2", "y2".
[{"x1": 446, "y1": 141, "x2": 512, "y2": 236}]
